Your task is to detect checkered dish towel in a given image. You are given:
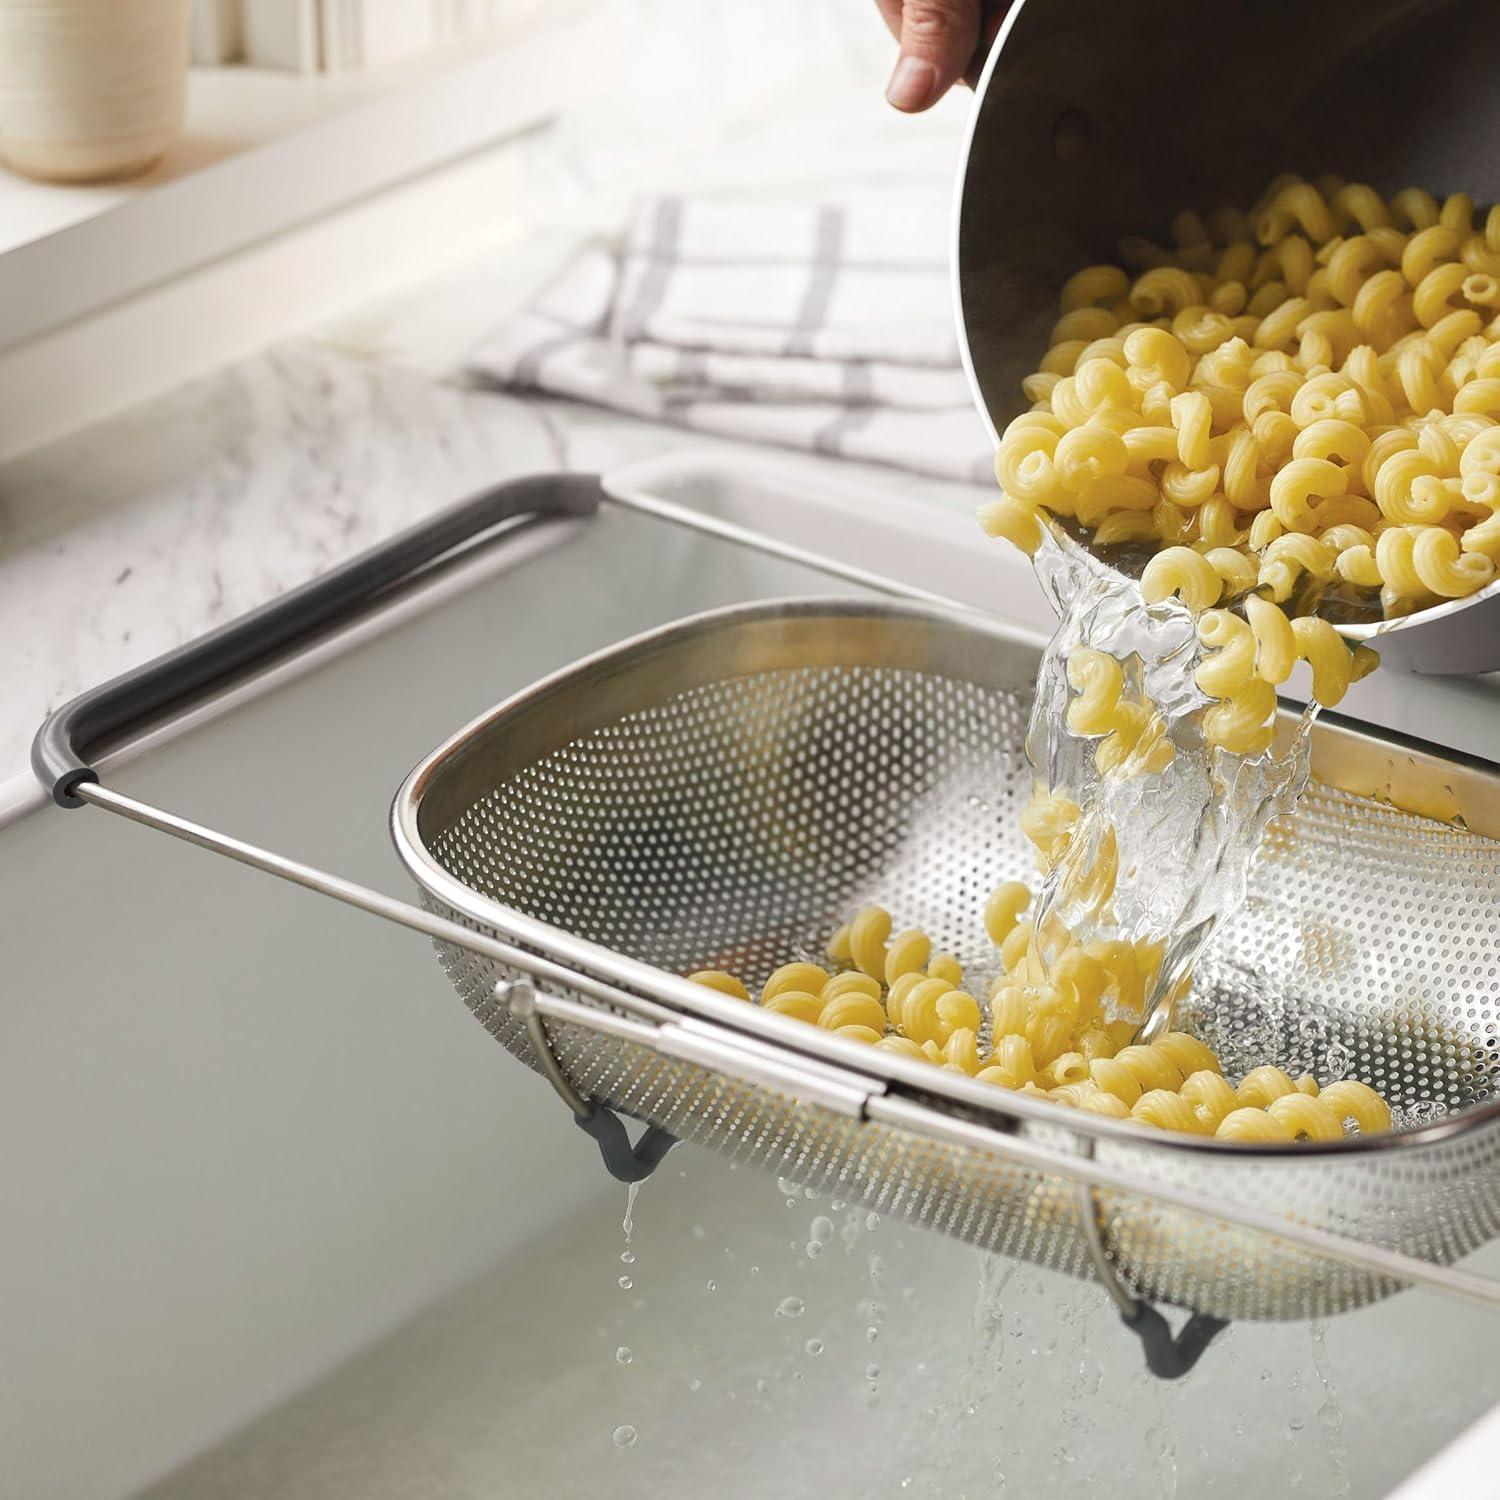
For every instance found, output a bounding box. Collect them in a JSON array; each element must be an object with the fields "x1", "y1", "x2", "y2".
[{"x1": 470, "y1": 196, "x2": 996, "y2": 483}]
